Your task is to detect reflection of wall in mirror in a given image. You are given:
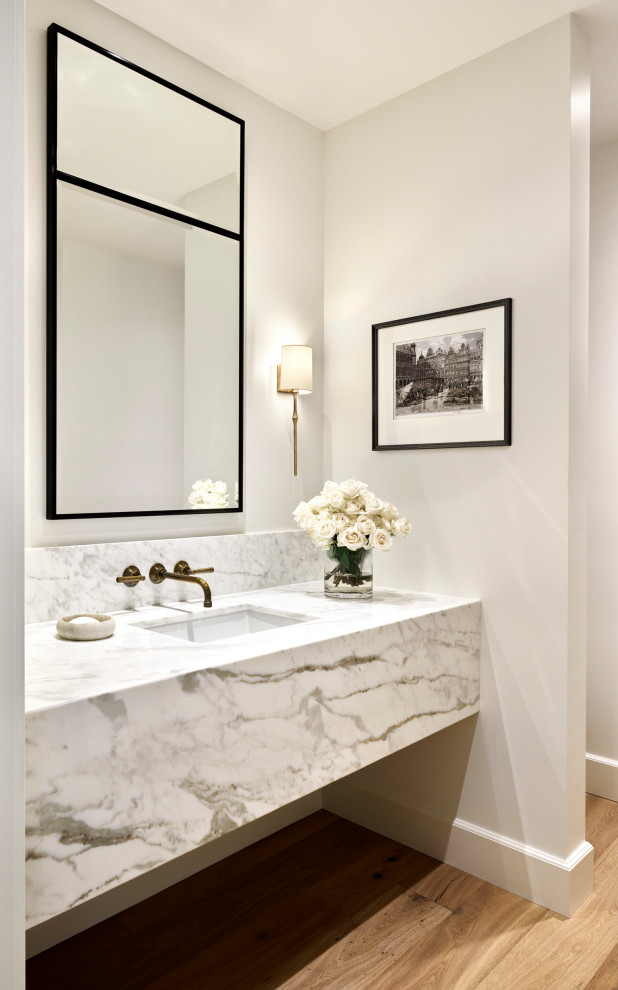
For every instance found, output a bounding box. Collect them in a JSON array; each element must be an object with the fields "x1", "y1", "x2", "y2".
[
  {"x1": 58, "y1": 236, "x2": 185, "y2": 514},
  {"x1": 183, "y1": 172, "x2": 239, "y2": 233},
  {"x1": 184, "y1": 179, "x2": 239, "y2": 505}
]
